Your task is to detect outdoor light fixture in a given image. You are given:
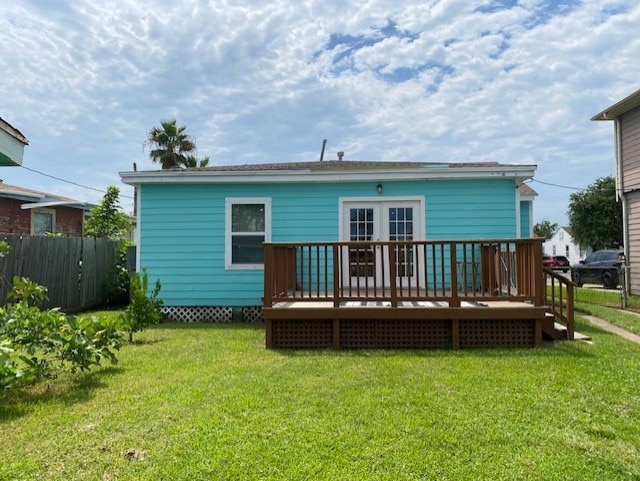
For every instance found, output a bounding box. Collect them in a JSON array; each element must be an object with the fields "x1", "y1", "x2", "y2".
[{"x1": 377, "y1": 183, "x2": 383, "y2": 194}]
